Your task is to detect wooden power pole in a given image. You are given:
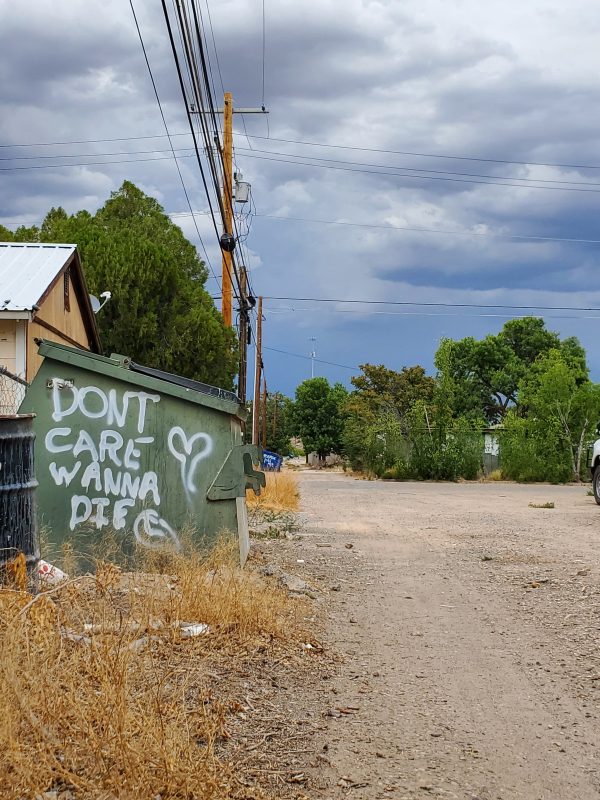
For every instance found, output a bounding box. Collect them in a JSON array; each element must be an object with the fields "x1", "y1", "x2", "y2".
[
  {"x1": 261, "y1": 376, "x2": 267, "y2": 448},
  {"x1": 221, "y1": 91, "x2": 234, "y2": 328},
  {"x1": 252, "y1": 296, "x2": 263, "y2": 445},
  {"x1": 237, "y1": 267, "x2": 248, "y2": 402}
]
